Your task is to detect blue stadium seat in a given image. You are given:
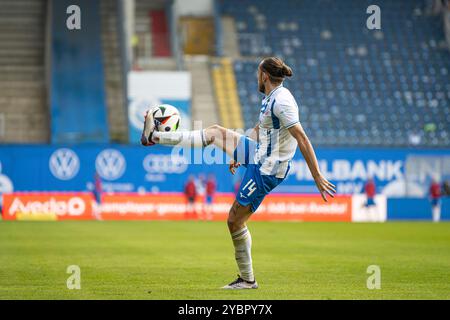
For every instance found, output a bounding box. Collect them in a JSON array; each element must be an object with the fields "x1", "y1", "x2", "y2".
[{"x1": 218, "y1": 0, "x2": 450, "y2": 147}]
